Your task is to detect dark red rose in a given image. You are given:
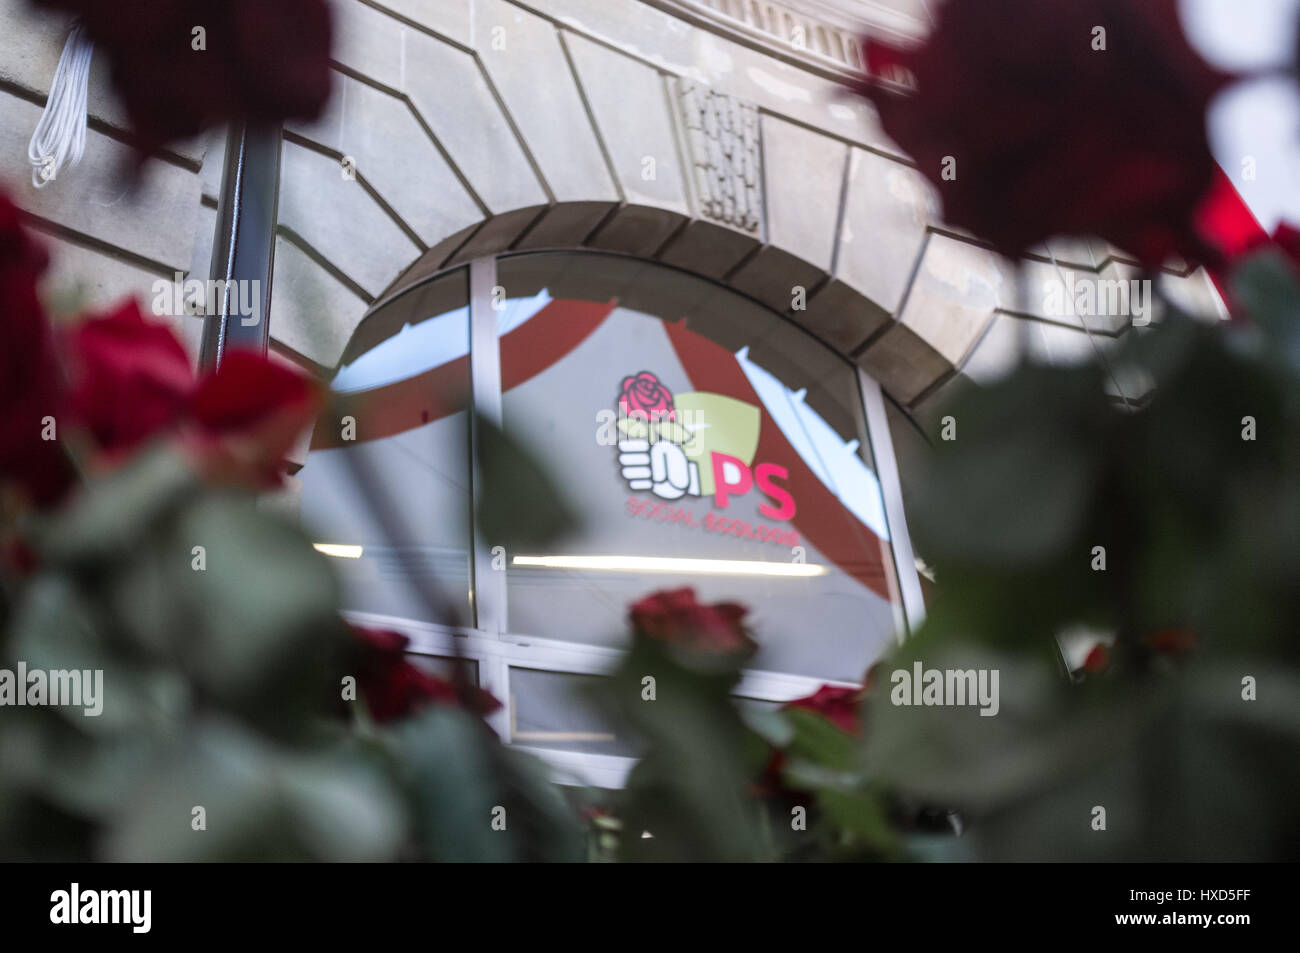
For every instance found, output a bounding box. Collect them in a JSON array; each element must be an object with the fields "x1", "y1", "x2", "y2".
[
  {"x1": 352, "y1": 625, "x2": 409, "y2": 659},
  {"x1": 619, "y1": 371, "x2": 675, "y2": 421},
  {"x1": 1194, "y1": 167, "x2": 1269, "y2": 265},
  {"x1": 1238, "y1": 221, "x2": 1300, "y2": 279},
  {"x1": 0, "y1": 534, "x2": 40, "y2": 576},
  {"x1": 1143, "y1": 627, "x2": 1197, "y2": 656},
  {"x1": 349, "y1": 624, "x2": 501, "y2": 725},
  {"x1": 185, "y1": 350, "x2": 321, "y2": 488},
  {"x1": 1273, "y1": 223, "x2": 1300, "y2": 267},
  {"x1": 0, "y1": 193, "x2": 73, "y2": 507},
  {"x1": 856, "y1": 0, "x2": 1231, "y2": 266},
  {"x1": 755, "y1": 683, "x2": 865, "y2": 802},
  {"x1": 629, "y1": 587, "x2": 755, "y2": 655},
  {"x1": 64, "y1": 299, "x2": 195, "y2": 458},
  {"x1": 33, "y1": 0, "x2": 333, "y2": 157},
  {"x1": 782, "y1": 684, "x2": 863, "y2": 735},
  {"x1": 60, "y1": 302, "x2": 319, "y2": 488}
]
